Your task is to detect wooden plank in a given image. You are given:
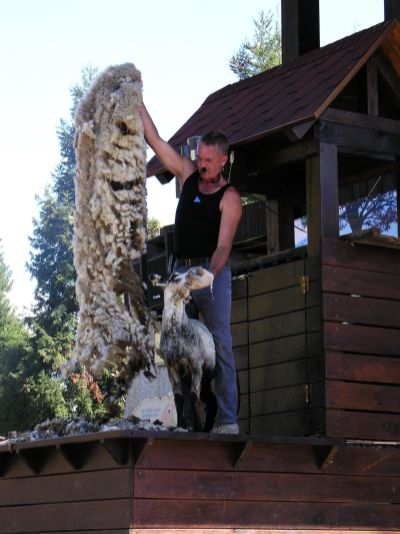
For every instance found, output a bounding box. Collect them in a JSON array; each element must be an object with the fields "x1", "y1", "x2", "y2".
[
  {"x1": 266, "y1": 198, "x2": 279, "y2": 255},
  {"x1": 133, "y1": 499, "x2": 400, "y2": 529},
  {"x1": 322, "y1": 107, "x2": 400, "y2": 135},
  {"x1": 367, "y1": 56, "x2": 379, "y2": 115},
  {"x1": 249, "y1": 334, "x2": 307, "y2": 367},
  {"x1": 306, "y1": 143, "x2": 339, "y2": 257},
  {"x1": 231, "y1": 322, "x2": 248, "y2": 347},
  {"x1": 247, "y1": 138, "x2": 319, "y2": 174},
  {"x1": 322, "y1": 264, "x2": 400, "y2": 300},
  {"x1": 324, "y1": 444, "x2": 400, "y2": 477},
  {"x1": 248, "y1": 260, "x2": 305, "y2": 296},
  {"x1": 249, "y1": 331, "x2": 322, "y2": 368},
  {"x1": 130, "y1": 530, "x2": 400, "y2": 534},
  {"x1": 249, "y1": 286, "x2": 305, "y2": 321},
  {"x1": 322, "y1": 237, "x2": 400, "y2": 275},
  {"x1": 323, "y1": 293, "x2": 400, "y2": 328},
  {"x1": 326, "y1": 380, "x2": 400, "y2": 414},
  {"x1": 231, "y1": 297, "x2": 247, "y2": 323},
  {"x1": 249, "y1": 311, "x2": 306, "y2": 344},
  {"x1": 324, "y1": 322, "x2": 400, "y2": 356},
  {"x1": 0, "y1": 468, "x2": 130, "y2": 507},
  {"x1": 132, "y1": 439, "x2": 235, "y2": 471},
  {"x1": 325, "y1": 351, "x2": 400, "y2": 384},
  {"x1": 250, "y1": 409, "x2": 324, "y2": 437},
  {"x1": 250, "y1": 359, "x2": 309, "y2": 392},
  {"x1": 231, "y1": 277, "x2": 247, "y2": 299},
  {"x1": 0, "y1": 499, "x2": 131, "y2": 533},
  {"x1": 319, "y1": 119, "x2": 400, "y2": 155},
  {"x1": 250, "y1": 382, "x2": 324, "y2": 417},
  {"x1": 233, "y1": 441, "x2": 400, "y2": 476},
  {"x1": 134, "y1": 468, "x2": 400, "y2": 504},
  {"x1": 326, "y1": 410, "x2": 400, "y2": 440},
  {"x1": 233, "y1": 345, "x2": 248, "y2": 371}
]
